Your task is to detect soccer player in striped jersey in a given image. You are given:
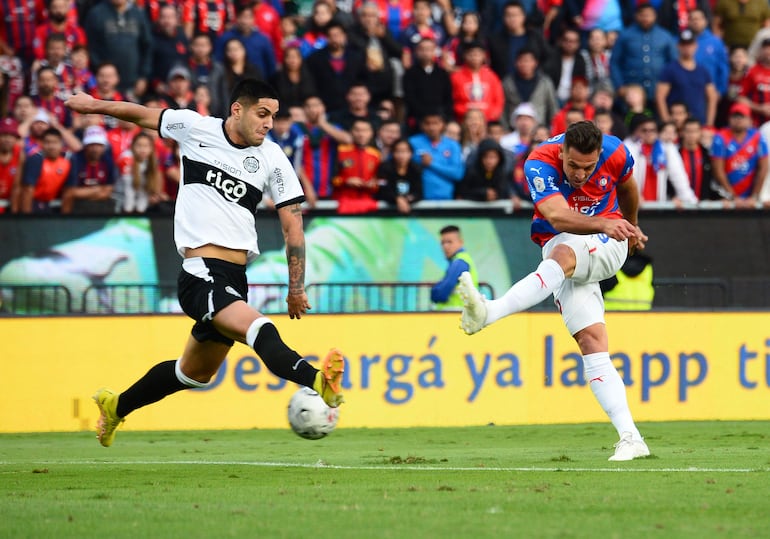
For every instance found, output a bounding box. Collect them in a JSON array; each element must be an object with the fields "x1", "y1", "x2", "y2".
[{"x1": 458, "y1": 121, "x2": 651, "y2": 461}]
